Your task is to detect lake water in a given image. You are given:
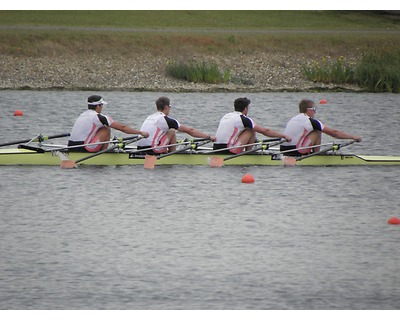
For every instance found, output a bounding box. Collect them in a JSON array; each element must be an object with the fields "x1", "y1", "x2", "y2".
[{"x1": 1, "y1": 91, "x2": 400, "y2": 310}]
